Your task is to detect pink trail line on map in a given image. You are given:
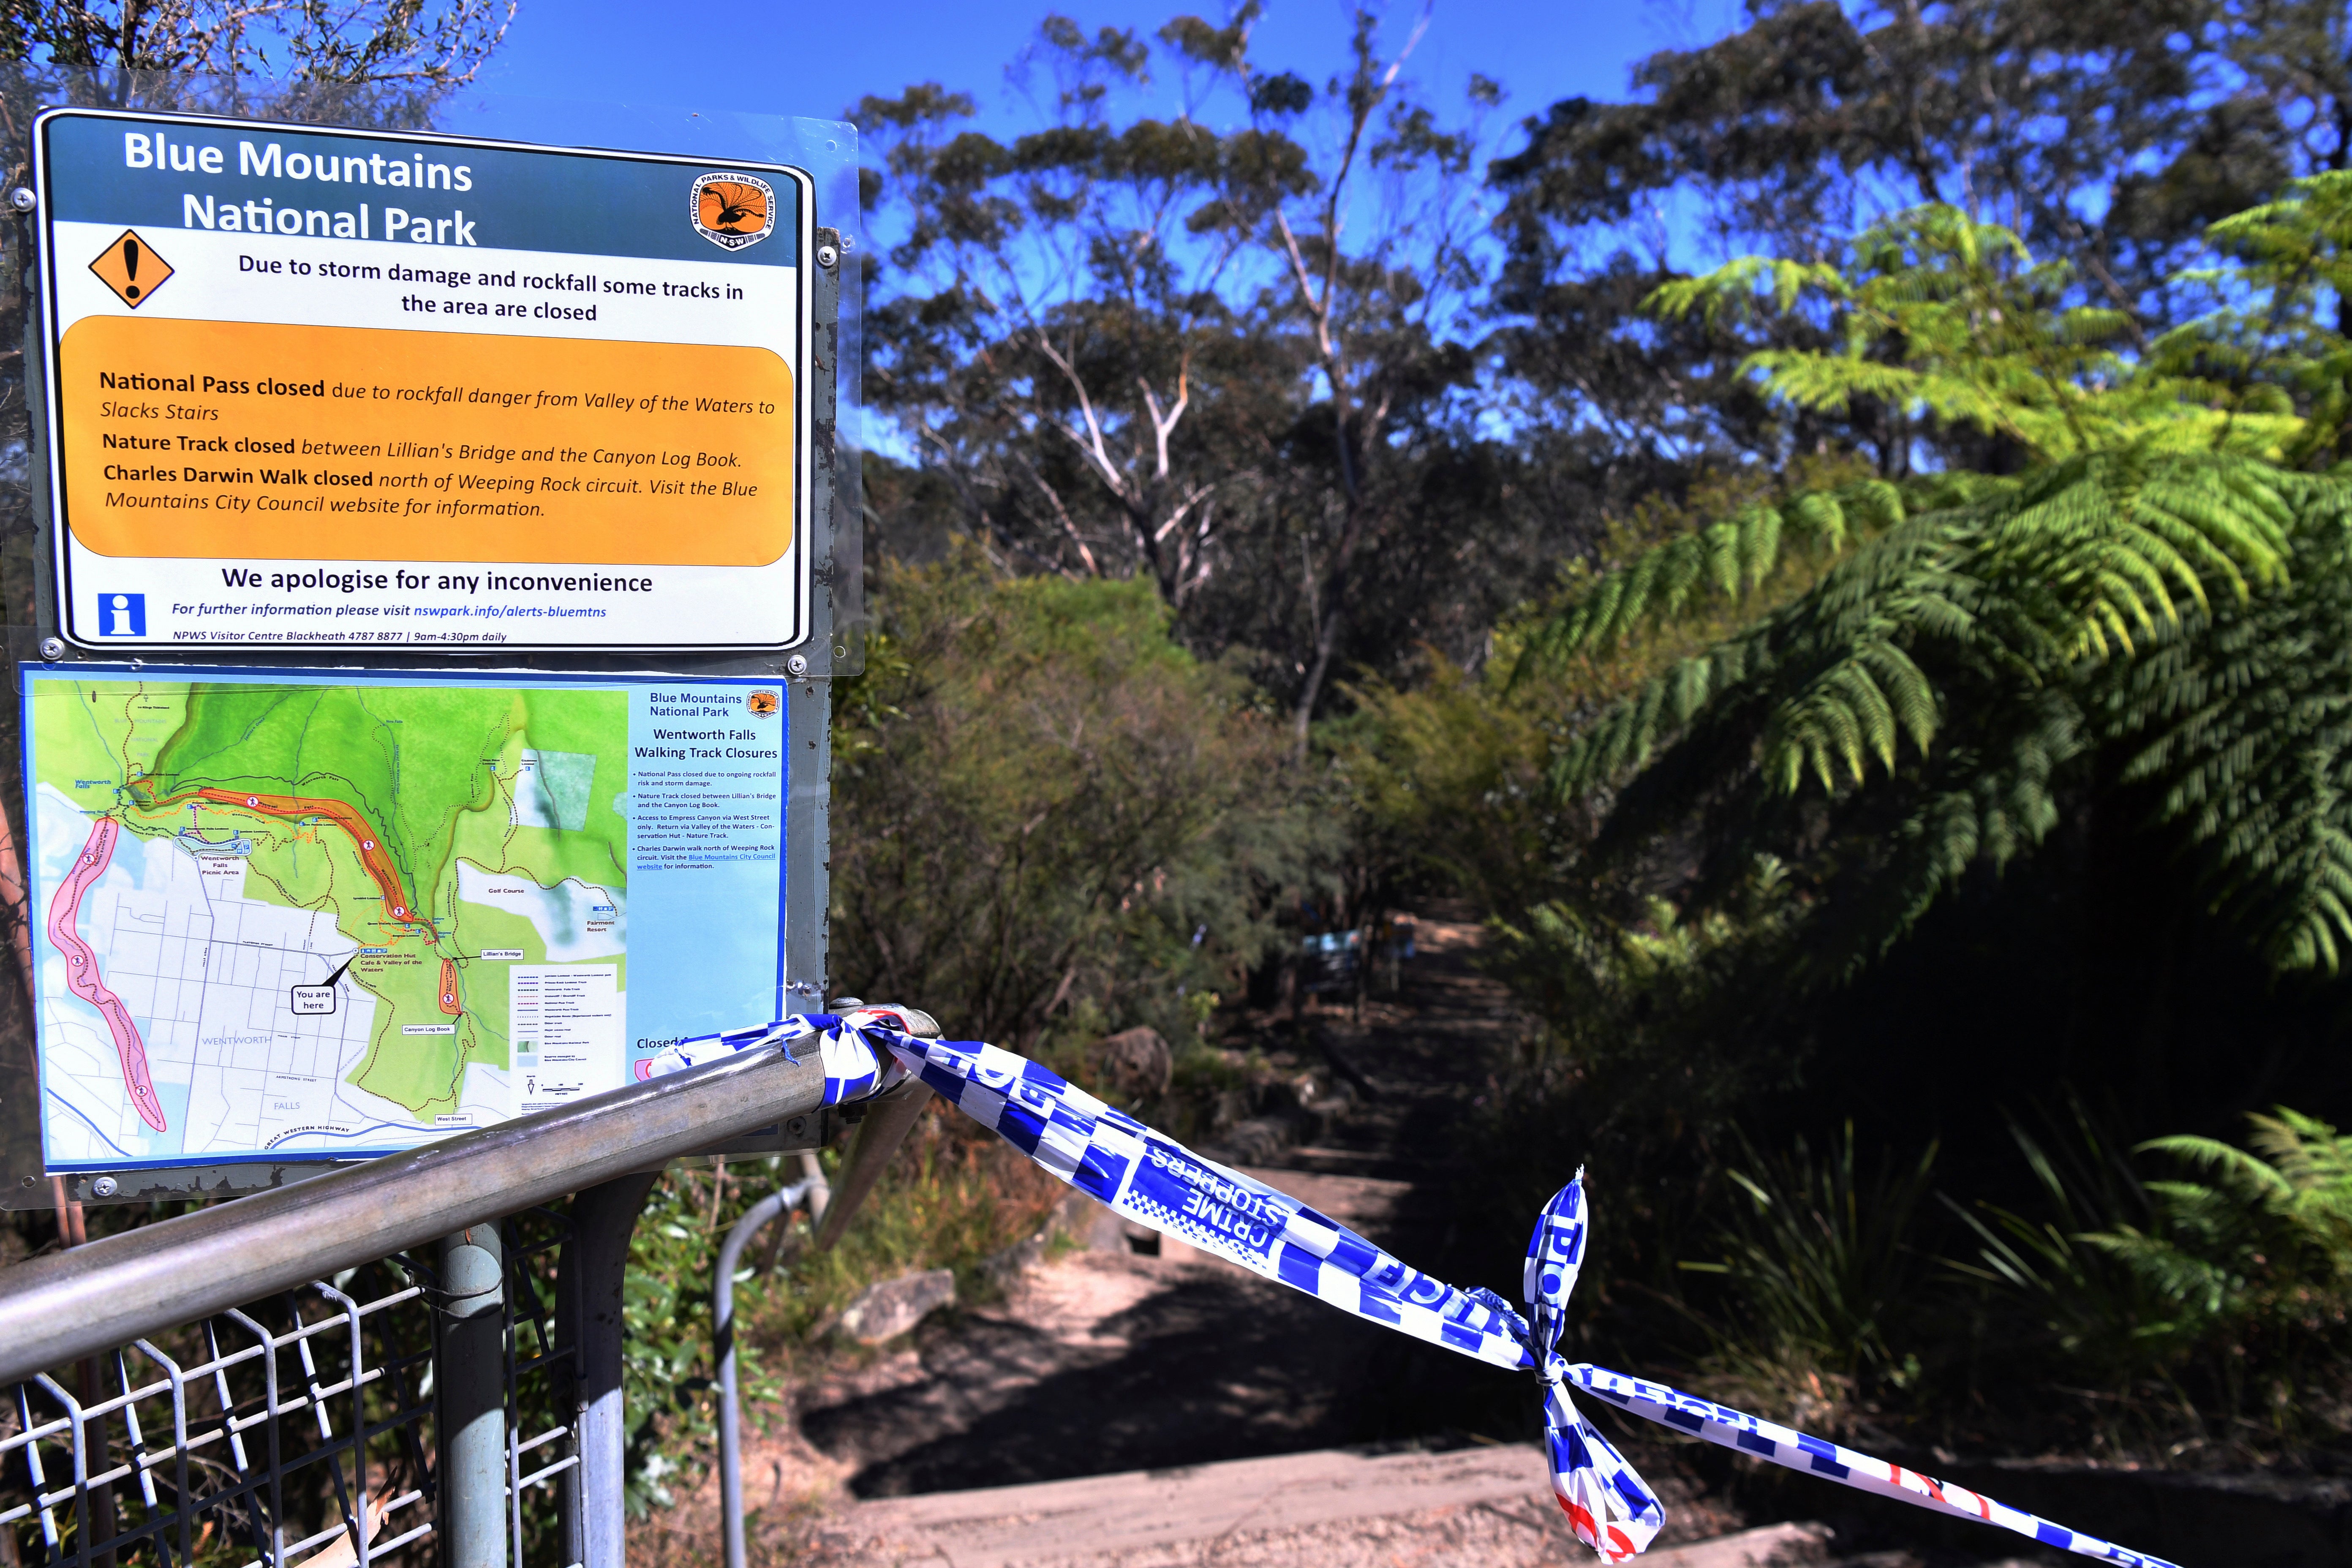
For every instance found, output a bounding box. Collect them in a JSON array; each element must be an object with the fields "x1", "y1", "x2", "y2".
[{"x1": 48, "y1": 815, "x2": 166, "y2": 1133}]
